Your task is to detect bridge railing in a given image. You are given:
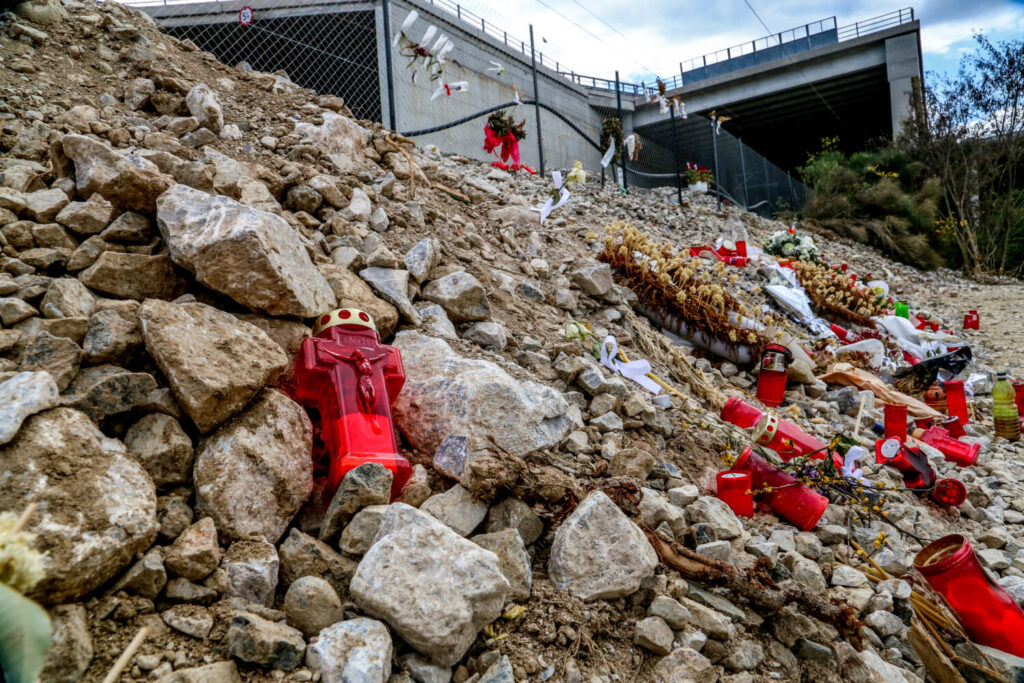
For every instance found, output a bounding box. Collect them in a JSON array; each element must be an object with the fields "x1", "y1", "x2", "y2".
[{"x1": 837, "y1": 7, "x2": 915, "y2": 40}]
